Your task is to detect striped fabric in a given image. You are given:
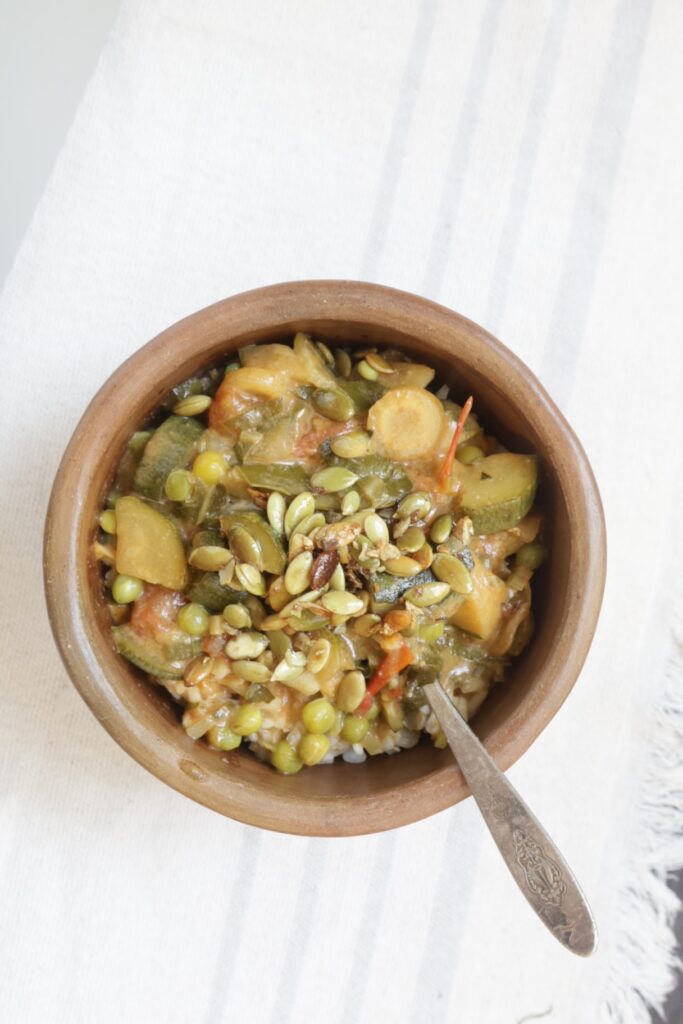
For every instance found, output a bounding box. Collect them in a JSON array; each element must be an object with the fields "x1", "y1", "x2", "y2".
[{"x1": 1, "y1": 2, "x2": 681, "y2": 1021}]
